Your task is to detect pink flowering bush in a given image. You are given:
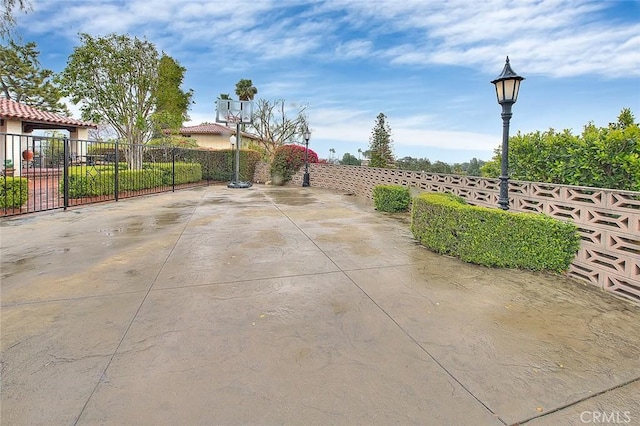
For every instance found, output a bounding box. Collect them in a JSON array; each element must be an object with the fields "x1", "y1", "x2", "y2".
[{"x1": 270, "y1": 144, "x2": 319, "y2": 185}]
